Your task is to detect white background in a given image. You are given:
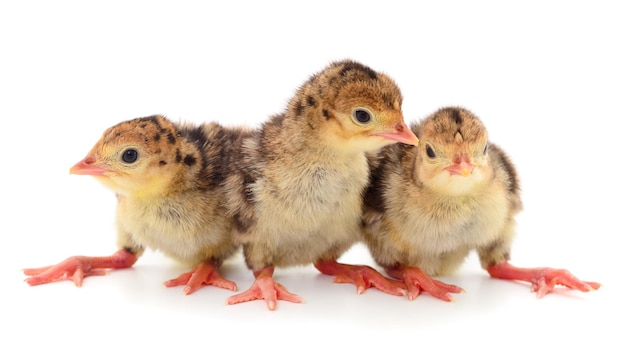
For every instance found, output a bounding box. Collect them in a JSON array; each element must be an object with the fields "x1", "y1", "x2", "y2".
[{"x1": 1, "y1": 1, "x2": 622, "y2": 346}]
